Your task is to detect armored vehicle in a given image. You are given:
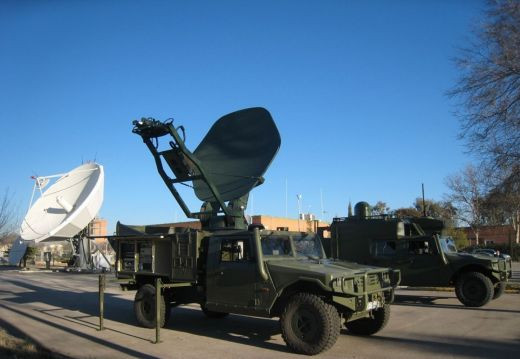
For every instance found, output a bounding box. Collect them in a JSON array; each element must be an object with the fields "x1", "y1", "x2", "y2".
[
  {"x1": 113, "y1": 108, "x2": 400, "y2": 355},
  {"x1": 327, "y1": 202, "x2": 512, "y2": 307}
]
